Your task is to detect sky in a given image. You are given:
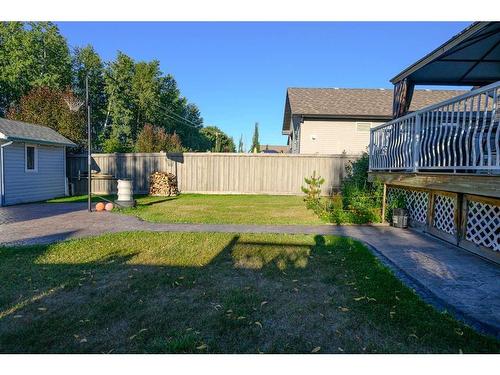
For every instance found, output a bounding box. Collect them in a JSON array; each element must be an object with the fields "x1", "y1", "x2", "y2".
[{"x1": 57, "y1": 22, "x2": 470, "y2": 147}]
